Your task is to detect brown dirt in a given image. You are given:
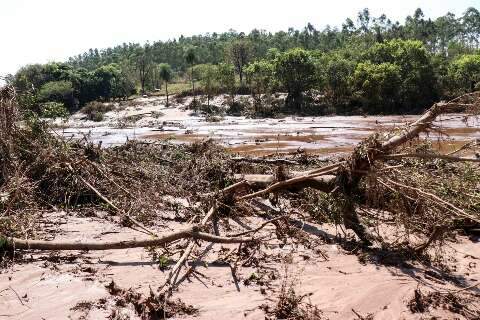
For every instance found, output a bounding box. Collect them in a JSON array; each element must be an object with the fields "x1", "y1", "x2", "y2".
[{"x1": 1, "y1": 210, "x2": 478, "y2": 319}]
